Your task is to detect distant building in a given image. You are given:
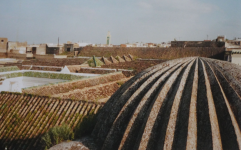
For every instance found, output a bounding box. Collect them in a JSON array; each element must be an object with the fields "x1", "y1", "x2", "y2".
[
  {"x1": 107, "y1": 31, "x2": 111, "y2": 45},
  {"x1": 77, "y1": 42, "x2": 91, "y2": 47},
  {"x1": 226, "y1": 49, "x2": 241, "y2": 65},
  {"x1": 64, "y1": 43, "x2": 74, "y2": 52},
  {"x1": 216, "y1": 35, "x2": 225, "y2": 42},
  {"x1": 8, "y1": 41, "x2": 27, "y2": 54},
  {"x1": 147, "y1": 43, "x2": 155, "y2": 47},
  {"x1": 36, "y1": 44, "x2": 47, "y2": 55},
  {"x1": 46, "y1": 43, "x2": 60, "y2": 54},
  {"x1": 26, "y1": 45, "x2": 39, "y2": 58},
  {"x1": 224, "y1": 38, "x2": 241, "y2": 63},
  {"x1": 135, "y1": 42, "x2": 147, "y2": 47},
  {"x1": 95, "y1": 44, "x2": 113, "y2": 47},
  {"x1": 120, "y1": 44, "x2": 134, "y2": 47},
  {"x1": 157, "y1": 43, "x2": 171, "y2": 48},
  {"x1": 171, "y1": 36, "x2": 225, "y2": 48},
  {"x1": 0, "y1": 38, "x2": 8, "y2": 52},
  {"x1": 226, "y1": 38, "x2": 241, "y2": 47},
  {"x1": 120, "y1": 42, "x2": 148, "y2": 48},
  {"x1": 126, "y1": 44, "x2": 134, "y2": 47},
  {"x1": 120, "y1": 44, "x2": 126, "y2": 47},
  {"x1": 113, "y1": 45, "x2": 120, "y2": 47}
]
